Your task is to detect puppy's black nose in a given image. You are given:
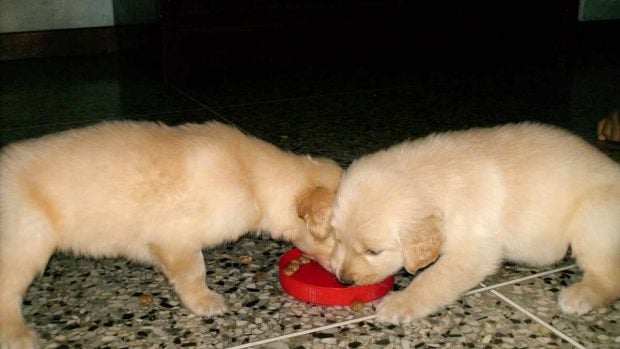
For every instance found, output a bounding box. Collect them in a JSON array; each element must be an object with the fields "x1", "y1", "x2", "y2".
[{"x1": 339, "y1": 278, "x2": 355, "y2": 286}]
